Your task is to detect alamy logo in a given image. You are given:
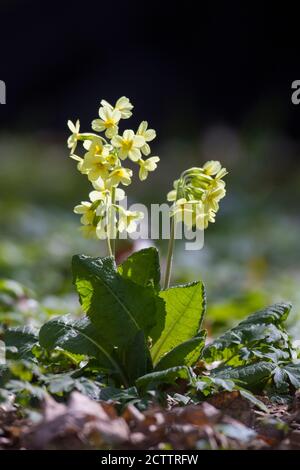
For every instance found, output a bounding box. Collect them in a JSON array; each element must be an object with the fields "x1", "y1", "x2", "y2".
[
  {"x1": 291, "y1": 80, "x2": 300, "y2": 105},
  {"x1": 0, "y1": 80, "x2": 6, "y2": 104}
]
